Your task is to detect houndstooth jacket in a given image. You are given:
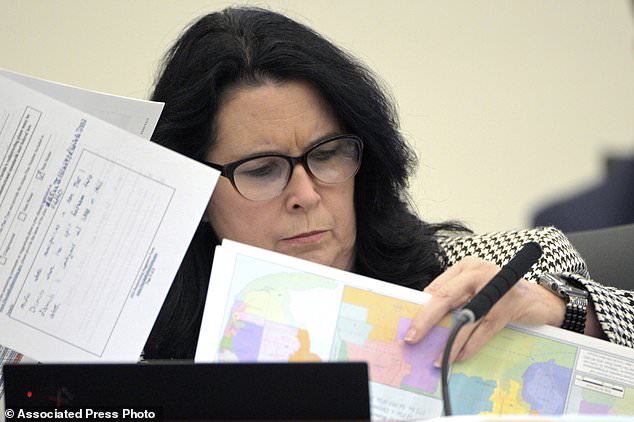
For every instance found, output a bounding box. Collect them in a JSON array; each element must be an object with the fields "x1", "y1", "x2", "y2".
[
  {"x1": 0, "y1": 226, "x2": 632, "y2": 398},
  {"x1": 437, "y1": 226, "x2": 634, "y2": 348}
]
